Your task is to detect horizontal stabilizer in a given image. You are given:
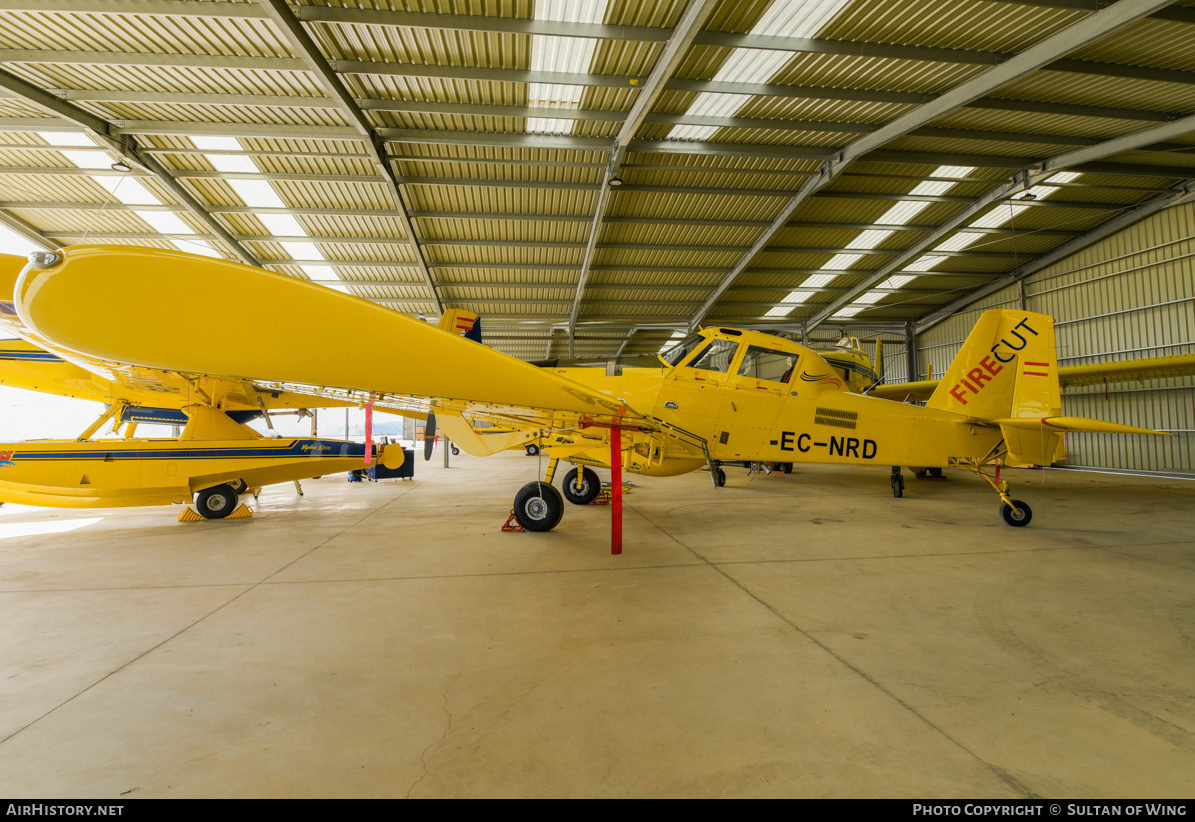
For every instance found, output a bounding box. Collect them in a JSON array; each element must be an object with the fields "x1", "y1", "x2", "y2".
[
  {"x1": 993, "y1": 417, "x2": 1168, "y2": 435},
  {"x1": 437, "y1": 414, "x2": 537, "y2": 457}
]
